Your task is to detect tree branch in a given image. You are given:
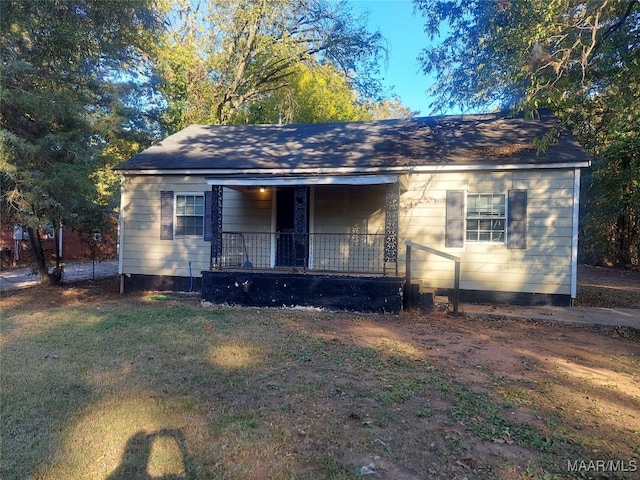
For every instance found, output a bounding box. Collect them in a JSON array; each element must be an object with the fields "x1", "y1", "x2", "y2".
[{"x1": 591, "y1": 0, "x2": 639, "y2": 59}]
